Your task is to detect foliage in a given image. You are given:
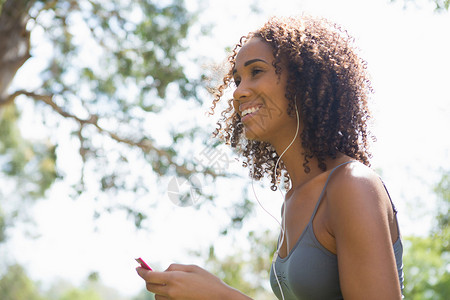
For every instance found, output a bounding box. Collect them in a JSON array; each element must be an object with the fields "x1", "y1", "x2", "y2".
[
  {"x1": 0, "y1": 265, "x2": 134, "y2": 300},
  {"x1": 203, "y1": 230, "x2": 276, "y2": 300},
  {"x1": 0, "y1": 264, "x2": 44, "y2": 300},
  {"x1": 403, "y1": 170, "x2": 450, "y2": 299},
  {"x1": 428, "y1": 0, "x2": 449, "y2": 10},
  {"x1": 59, "y1": 289, "x2": 102, "y2": 300},
  {"x1": 132, "y1": 289, "x2": 155, "y2": 300},
  {"x1": 0, "y1": 103, "x2": 58, "y2": 199},
  {"x1": 0, "y1": 0, "x2": 219, "y2": 236},
  {"x1": 392, "y1": 0, "x2": 450, "y2": 11},
  {"x1": 0, "y1": 206, "x2": 6, "y2": 243},
  {"x1": 433, "y1": 171, "x2": 450, "y2": 252},
  {"x1": 403, "y1": 236, "x2": 450, "y2": 299},
  {"x1": 435, "y1": 0, "x2": 450, "y2": 9}
]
